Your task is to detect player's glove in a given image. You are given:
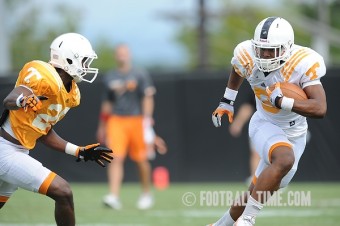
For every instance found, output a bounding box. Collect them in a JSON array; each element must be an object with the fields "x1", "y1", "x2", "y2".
[
  {"x1": 76, "y1": 143, "x2": 113, "y2": 167},
  {"x1": 266, "y1": 82, "x2": 283, "y2": 108},
  {"x1": 16, "y1": 93, "x2": 43, "y2": 112},
  {"x1": 212, "y1": 98, "x2": 234, "y2": 127}
]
